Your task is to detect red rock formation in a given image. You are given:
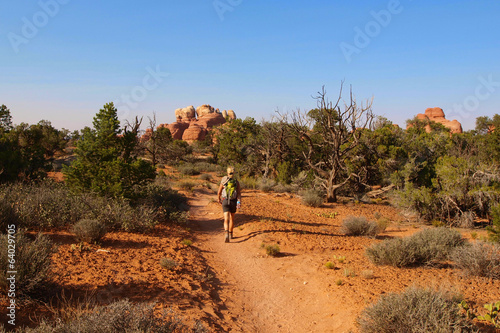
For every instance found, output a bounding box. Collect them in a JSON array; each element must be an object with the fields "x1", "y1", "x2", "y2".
[
  {"x1": 196, "y1": 104, "x2": 215, "y2": 118},
  {"x1": 409, "y1": 107, "x2": 463, "y2": 134},
  {"x1": 175, "y1": 106, "x2": 196, "y2": 121},
  {"x1": 154, "y1": 104, "x2": 237, "y2": 144},
  {"x1": 198, "y1": 112, "x2": 226, "y2": 128},
  {"x1": 166, "y1": 121, "x2": 190, "y2": 140},
  {"x1": 227, "y1": 110, "x2": 237, "y2": 120},
  {"x1": 182, "y1": 123, "x2": 208, "y2": 143}
]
